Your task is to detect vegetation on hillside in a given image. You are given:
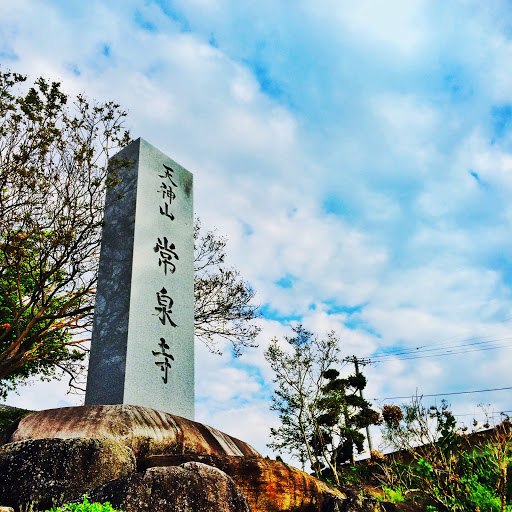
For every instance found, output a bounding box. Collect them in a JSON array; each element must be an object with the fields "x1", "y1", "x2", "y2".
[
  {"x1": 46, "y1": 495, "x2": 124, "y2": 512},
  {"x1": 265, "y1": 326, "x2": 512, "y2": 511},
  {"x1": 0, "y1": 404, "x2": 32, "y2": 439},
  {"x1": 376, "y1": 398, "x2": 512, "y2": 511}
]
